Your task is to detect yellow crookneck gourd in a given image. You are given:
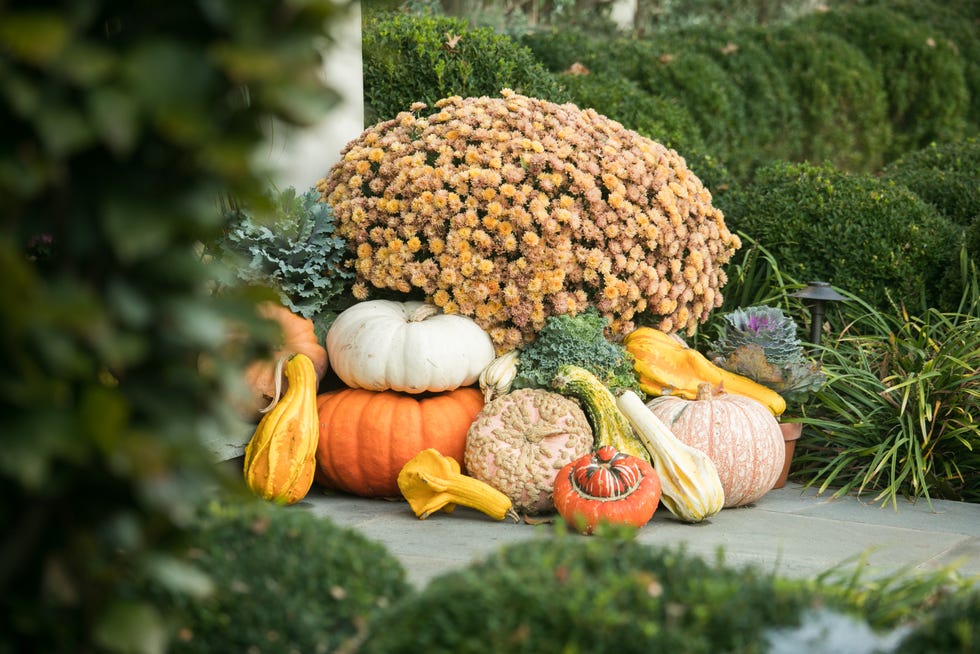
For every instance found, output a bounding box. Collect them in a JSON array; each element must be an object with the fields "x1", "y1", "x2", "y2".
[
  {"x1": 243, "y1": 353, "x2": 319, "y2": 505},
  {"x1": 624, "y1": 327, "x2": 786, "y2": 416},
  {"x1": 397, "y1": 449, "x2": 519, "y2": 522}
]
